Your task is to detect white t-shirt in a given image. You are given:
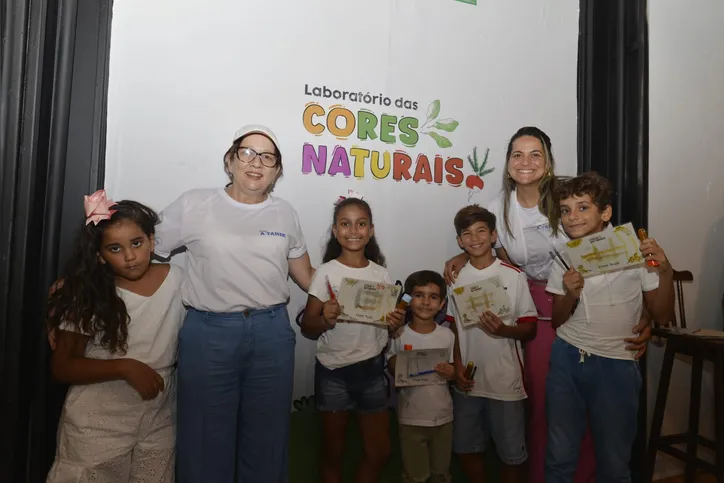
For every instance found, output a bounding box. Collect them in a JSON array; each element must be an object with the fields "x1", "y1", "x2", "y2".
[
  {"x1": 154, "y1": 188, "x2": 307, "y2": 312},
  {"x1": 387, "y1": 324, "x2": 455, "y2": 427},
  {"x1": 60, "y1": 264, "x2": 185, "y2": 370},
  {"x1": 546, "y1": 227, "x2": 660, "y2": 360},
  {"x1": 489, "y1": 191, "x2": 569, "y2": 282},
  {"x1": 448, "y1": 259, "x2": 538, "y2": 401},
  {"x1": 309, "y1": 259, "x2": 391, "y2": 369}
]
